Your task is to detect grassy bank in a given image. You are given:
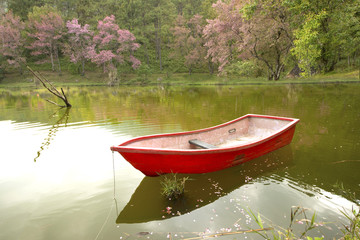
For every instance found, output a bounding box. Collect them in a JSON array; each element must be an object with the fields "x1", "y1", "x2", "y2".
[{"x1": 1, "y1": 69, "x2": 359, "y2": 88}]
